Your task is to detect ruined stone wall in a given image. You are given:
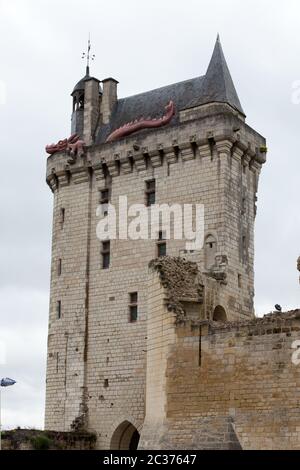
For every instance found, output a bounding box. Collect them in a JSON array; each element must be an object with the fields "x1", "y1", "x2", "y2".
[
  {"x1": 140, "y1": 265, "x2": 300, "y2": 451},
  {"x1": 166, "y1": 315, "x2": 300, "y2": 450}
]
